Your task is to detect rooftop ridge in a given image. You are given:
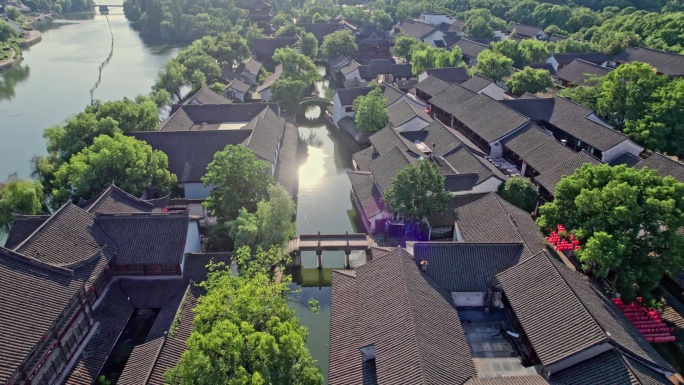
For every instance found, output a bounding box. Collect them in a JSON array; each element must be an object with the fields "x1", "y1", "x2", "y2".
[
  {"x1": 0, "y1": 245, "x2": 74, "y2": 276},
  {"x1": 95, "y1": 211, "x2": 189, "y2": 218},
  {"x1": 623, "y1": 45, "x2": 684, "y2": 57},
  {"x1": 13, "y1": 202, "x2": 91, "y2": 252},
  {"x1": 87, "y1": 185, "x2": 156, "y2": 213}
]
